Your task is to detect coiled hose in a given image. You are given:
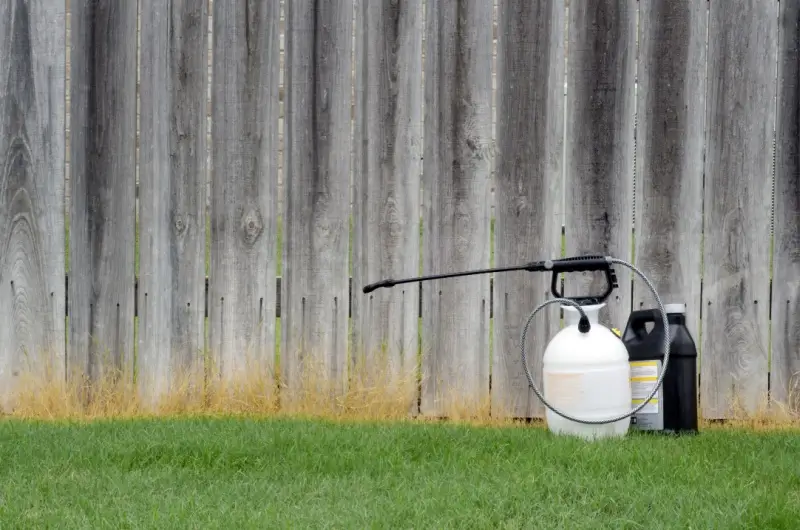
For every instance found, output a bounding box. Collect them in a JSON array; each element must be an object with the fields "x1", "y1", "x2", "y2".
[{"x1": 520, "y1": 257, "x2": 670, "y2": 425}]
